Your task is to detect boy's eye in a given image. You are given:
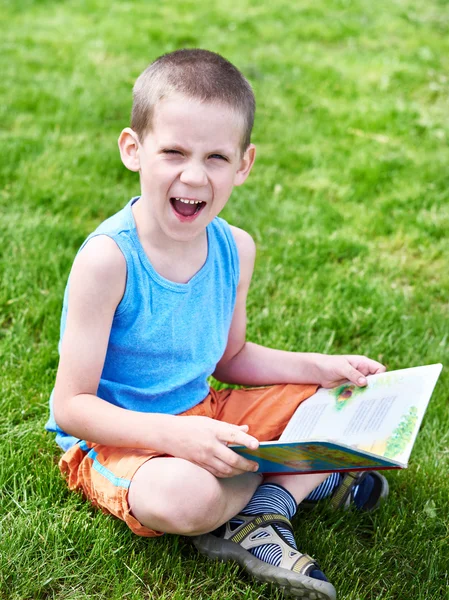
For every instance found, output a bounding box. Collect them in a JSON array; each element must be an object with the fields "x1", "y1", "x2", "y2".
[
  {"x1": 163, "y1": 149, "x2": 182, "y2": 155},
  {"x1": 209, "y1": 154, "x2": 227, "y2": 161}
]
